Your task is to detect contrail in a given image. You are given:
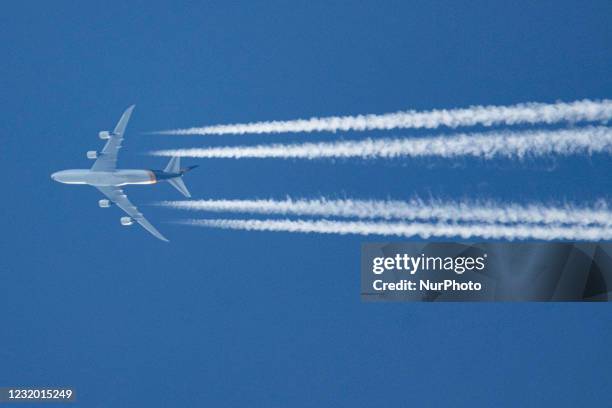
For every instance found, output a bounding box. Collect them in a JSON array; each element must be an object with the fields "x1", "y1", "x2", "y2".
[
  {"x1": 155, "y1": 99, "x2": 612, "y2": 135},
  {"x1": 179, "y1": 218, "x2": 612, "y2": 241},
  {"x1": 160, "y1": 198, "x2": 612, "y2": 226},
  {"x1": 151, "y1": 127, "x2": 612, "y2": 160}
]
